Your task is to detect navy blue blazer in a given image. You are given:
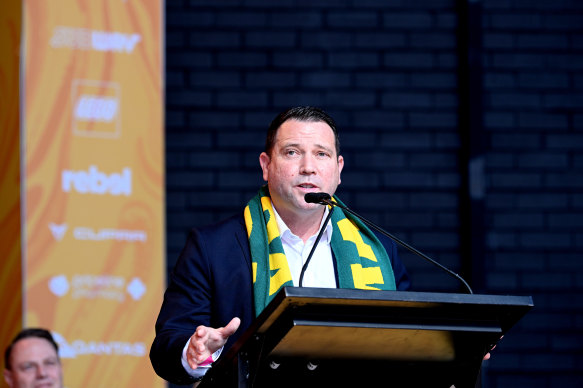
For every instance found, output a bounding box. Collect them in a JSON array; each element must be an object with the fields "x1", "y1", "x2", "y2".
[{"x1": 150, "y1": 213, "x2": 410, "y2": 385}]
